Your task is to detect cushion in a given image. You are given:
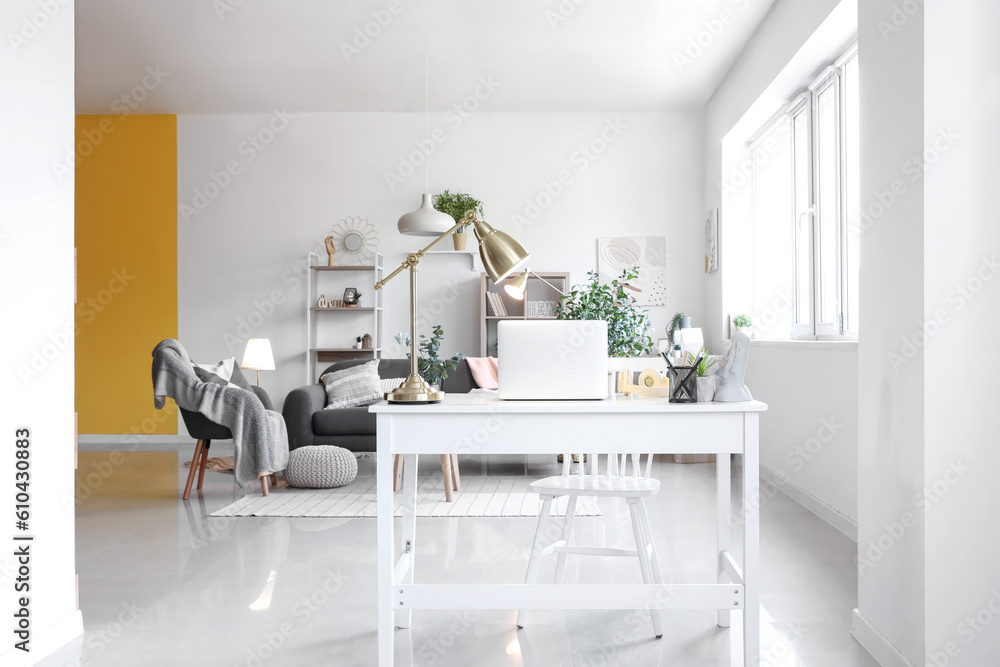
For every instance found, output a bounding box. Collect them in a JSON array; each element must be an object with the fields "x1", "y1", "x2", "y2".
[
  {"x1": 320, "y1": 359, "x2": 381, "y2": 410},
  {"x1": 379, "y1": 377, "x2": 406, "y2": 395},
  {"x1": 285, "y1": 446, "x2": 357, "y2": 488},
  {"x1": 192, "y1": 357, "x2": 254, "y2": 391},
  {"x1": 312, "y1": 407, "x2": 376, "y2": 436}
]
